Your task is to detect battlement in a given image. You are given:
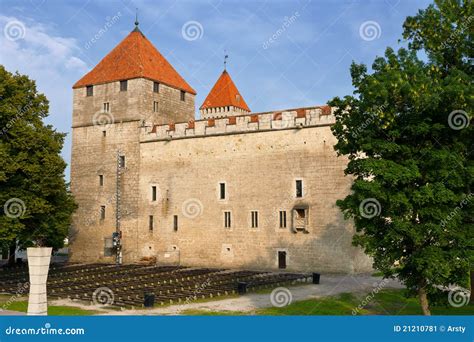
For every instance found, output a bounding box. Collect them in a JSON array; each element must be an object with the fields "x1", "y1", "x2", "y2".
[{"x1": 140, "y1": 105, "x2": 335, "y2": 142}]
